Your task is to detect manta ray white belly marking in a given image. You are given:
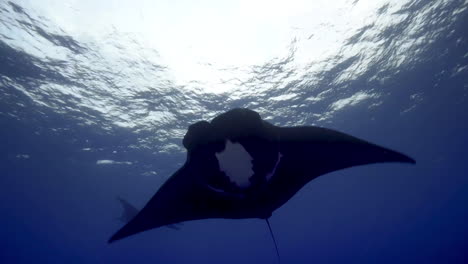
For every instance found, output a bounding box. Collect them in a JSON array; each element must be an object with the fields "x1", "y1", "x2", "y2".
[{"x1": 215, "y1": 140, "x2": 254, "y2": 188}]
